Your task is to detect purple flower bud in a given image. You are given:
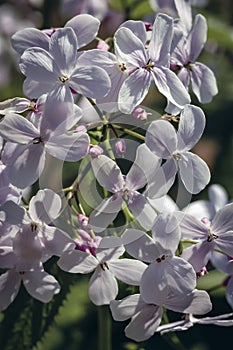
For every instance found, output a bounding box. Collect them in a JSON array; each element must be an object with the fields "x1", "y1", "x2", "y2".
[
  {"x1": 132, "y1": 106, "x2": 151, "y2": 121},
  {"x1": 115, "y1": 139, "x2": 126, "y2": 157},
  {"x1": 88, "y1": 145, "x2": 104, "y2": 158},
  {"x1": 75, "y1": 124, "x2": 87, "y2": 133},
  {"x1": 78, "y1": 214, "x2": 89, "y2": 229},
  {"x1": 144, "y1": 21, "x2": 153, "y2": 31},
  {"x1": 41, "y1": 28, "x2": 58, "y2": 37}
]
